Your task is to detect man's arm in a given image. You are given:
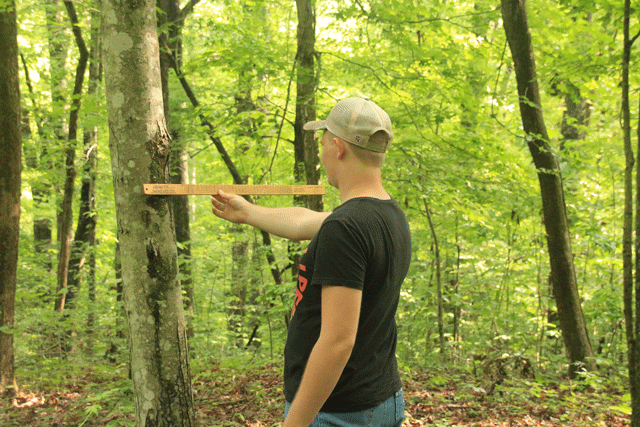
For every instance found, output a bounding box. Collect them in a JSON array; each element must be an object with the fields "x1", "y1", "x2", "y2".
[
  {"x1": 283, "y1": 285, "x2": 362, "y2": 427},
  {"x1": 211, "y1": 190, "x2": 330, "y2": 241}
]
